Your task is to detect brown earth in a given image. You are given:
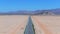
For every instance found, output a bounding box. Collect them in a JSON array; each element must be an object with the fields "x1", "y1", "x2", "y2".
[
  {"x1": 31, "y1": 15, "x2": 60, "y2": 34},
  {"x1": 0, "y1": 15, "x2": 60, "y2": 34},
  {"x1": 0, "y1": 15, "x2": 28, "y2": 34}
]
